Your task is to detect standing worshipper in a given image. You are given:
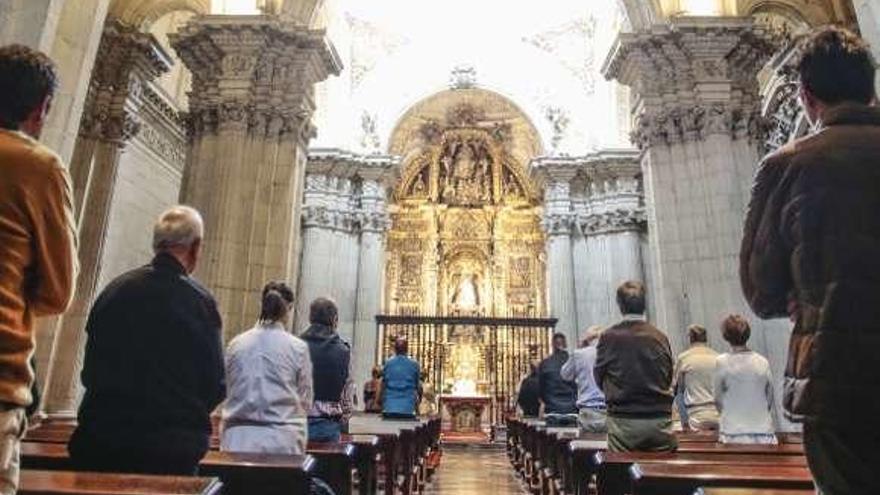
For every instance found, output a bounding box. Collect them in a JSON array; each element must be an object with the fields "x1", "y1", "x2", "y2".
[
  {"x1": 594, "y1": 281, "x2": 676, "y2": 452},
  {"x1": 222, "y1": 282, "x2": 312, "y2": 454},
  {"x1": 69, "y1": 206, "x2": 225, "y2": 475},
  {"x1": 363, "y1": 367, "x2": 383, "y2": 413},
  {"x1": 302, "y1": 298, "x2": 353, "y2": 442},
  {"x1": 740, "y1": 26, "x2": 880, "y2": 494},
  {"x1": 672, "y1": 324, "x2": 719, "y2": 431},
  {"x1": 560, "y1": 326, "x2": 607, "y2": 433},
  {"x1": 0, "y1": 44, "x2": 78, "y2": 494},
  {"x1": 714, "y1": 315, "x2": 776, "y2": 445},
  {"x1": 381, "y1": 337, "x2": 421, "y2": 419},
  {"x1": 537, "y1": 333, "x2": 578, "y2": 426},
  {"x1": 517, "y1": 361, "x2": 540, "y2": 418}
]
